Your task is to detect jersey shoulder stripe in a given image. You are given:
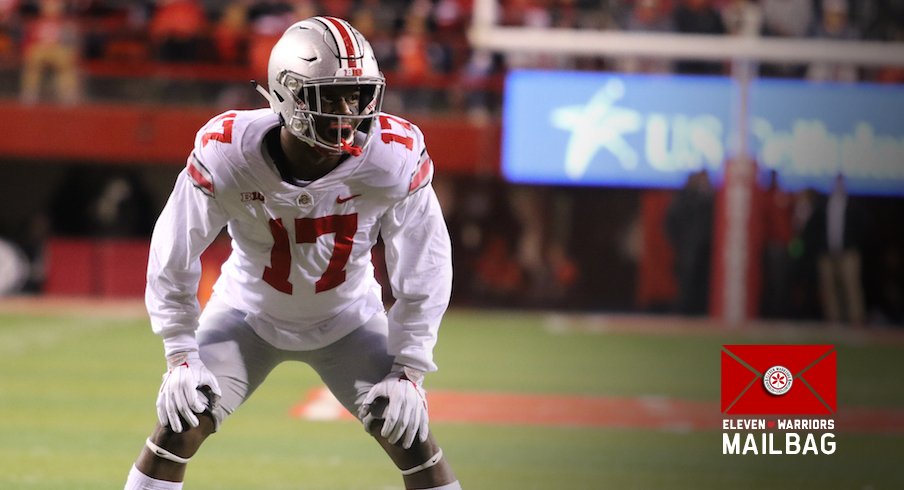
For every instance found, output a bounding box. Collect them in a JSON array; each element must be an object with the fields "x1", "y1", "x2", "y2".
[
  {"x1": 186, "y1": 152, "x2": 215, "y2": 197},
  {"x1": 408, "y1": 149, "x2": 433, "y2": 194}
]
